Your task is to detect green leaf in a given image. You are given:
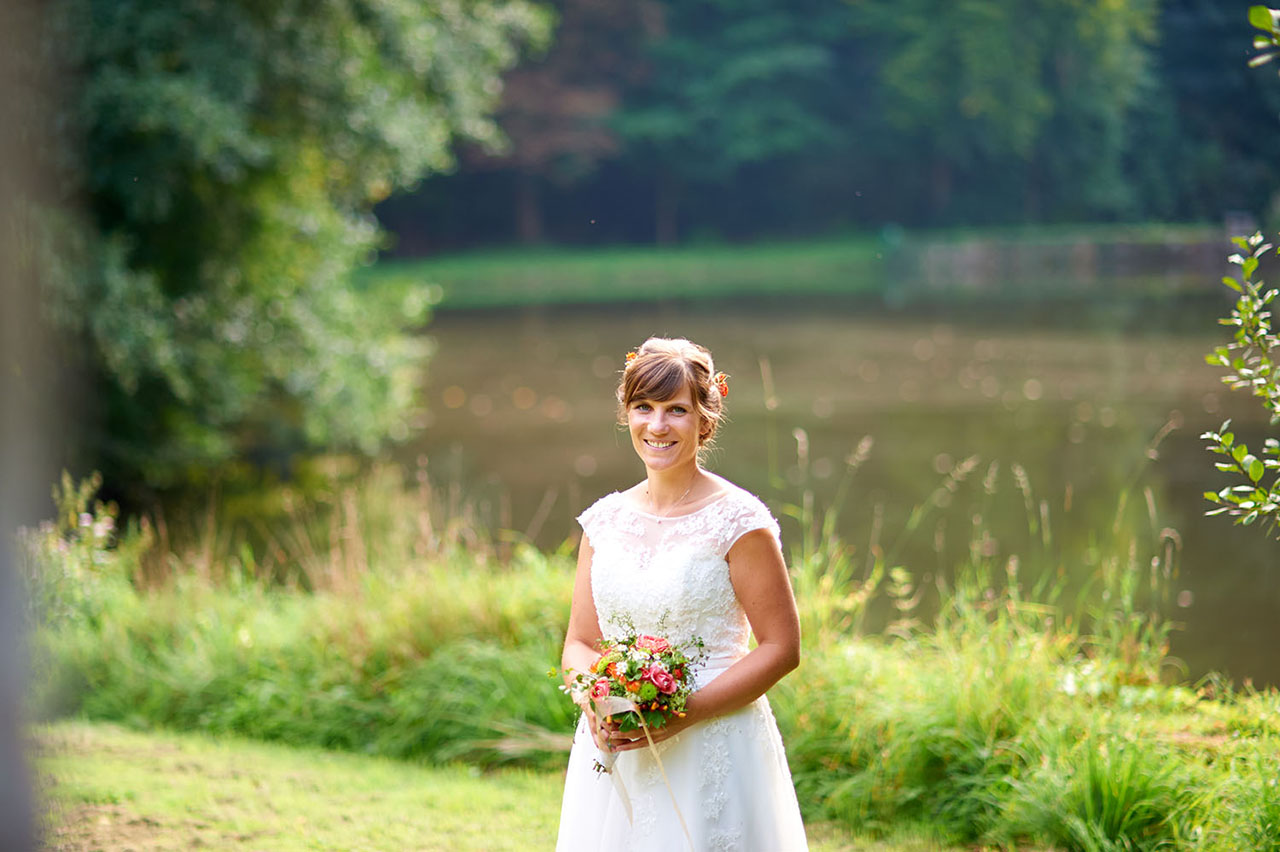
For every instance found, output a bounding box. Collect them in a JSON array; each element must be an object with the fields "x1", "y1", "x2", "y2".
[
  {"x1": 1249, "y1": 6, "x2": 1278, "y2": 32},
  {"x1": 1251, "y1": 458, "x2": 1266, "y2": 481},
  {"x1": 1204, "y1": 491, "x2": 1221, "y2": 503},
  {"x1": 1223, "y1": 276, "x2": 1244, "y2": 293},
  {"x1": 1244, "y1": 256, "x2": 1260, "y2": 278},
  {"x1": 1233, "y1": 444, "x2": 1249, "y2": 463}
]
